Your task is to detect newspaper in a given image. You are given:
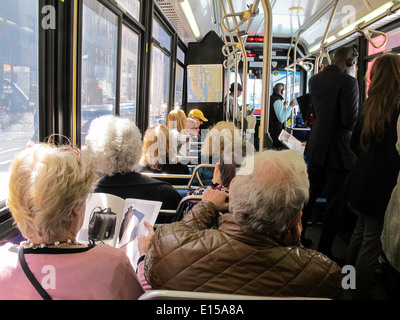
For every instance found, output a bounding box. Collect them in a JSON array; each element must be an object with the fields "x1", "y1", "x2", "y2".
[{"x1": 278, "y1": 130, "x2": 305, "y2": 156}]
